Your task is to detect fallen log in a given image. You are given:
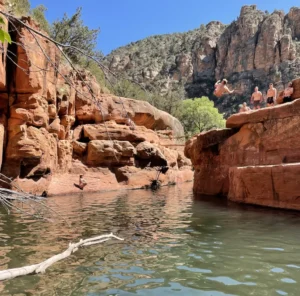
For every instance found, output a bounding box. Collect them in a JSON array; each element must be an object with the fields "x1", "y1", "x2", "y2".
[{"x1": 0, "y1": 233, "x2": 124, "y2": 281}]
